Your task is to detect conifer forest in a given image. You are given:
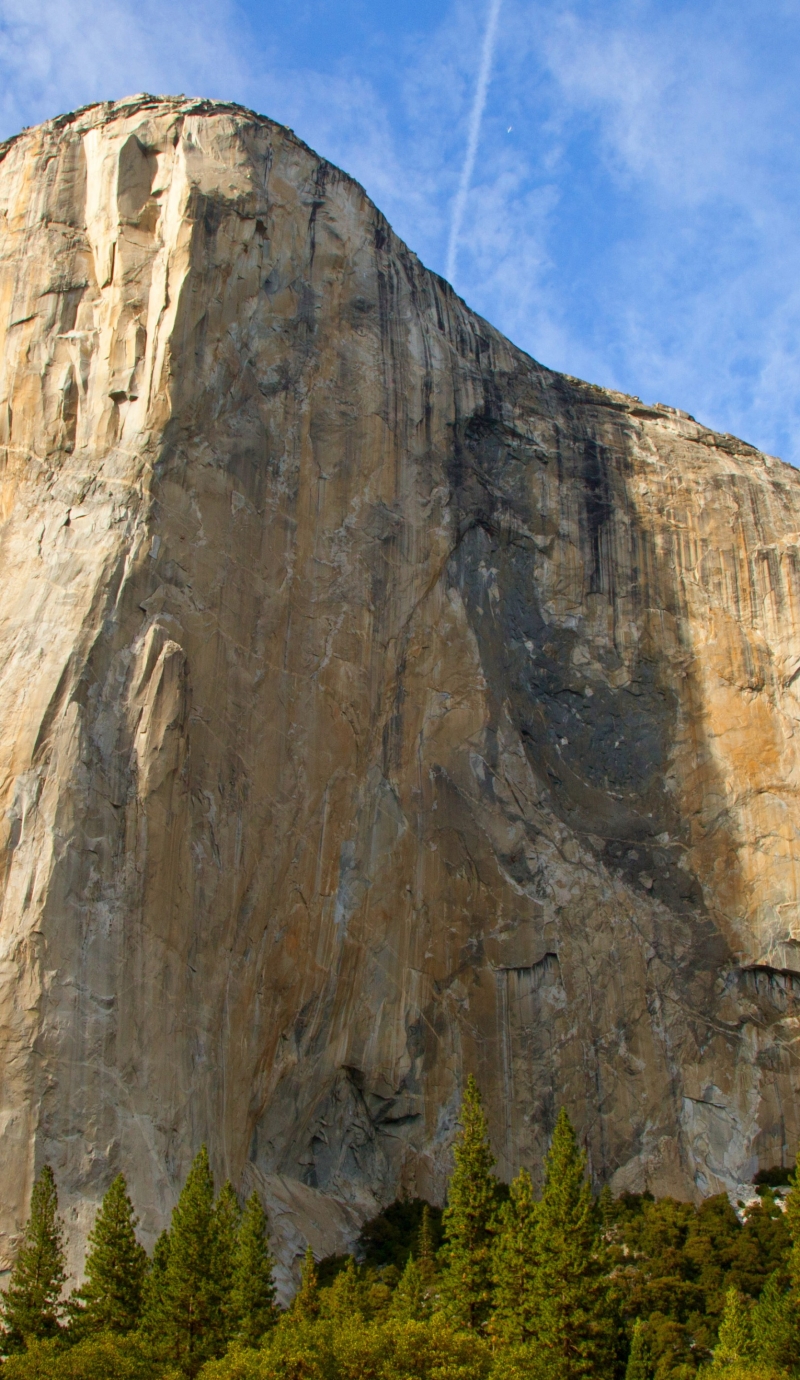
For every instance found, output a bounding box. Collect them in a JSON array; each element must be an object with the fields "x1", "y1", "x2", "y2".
[{"x1": 1, "y1": 1079, "x2": 796, "y2": 1380}]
